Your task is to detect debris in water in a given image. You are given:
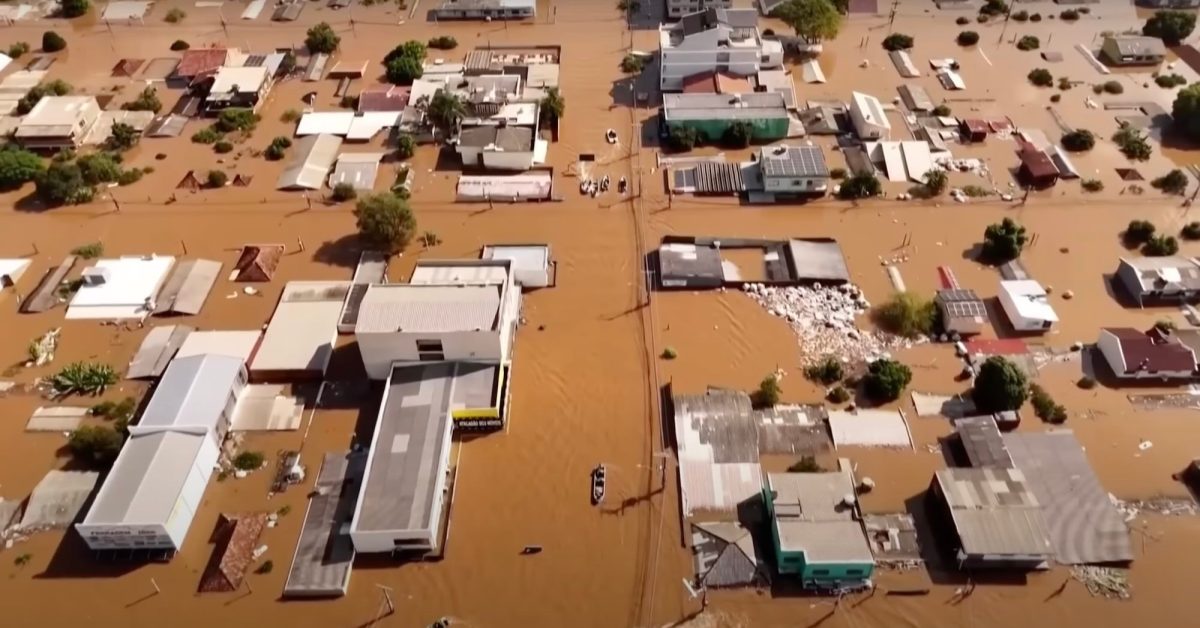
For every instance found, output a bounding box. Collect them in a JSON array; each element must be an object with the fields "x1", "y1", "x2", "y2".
[{"x1": 1071, "y1": 565, "x2": 1131, "y2": 600}]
